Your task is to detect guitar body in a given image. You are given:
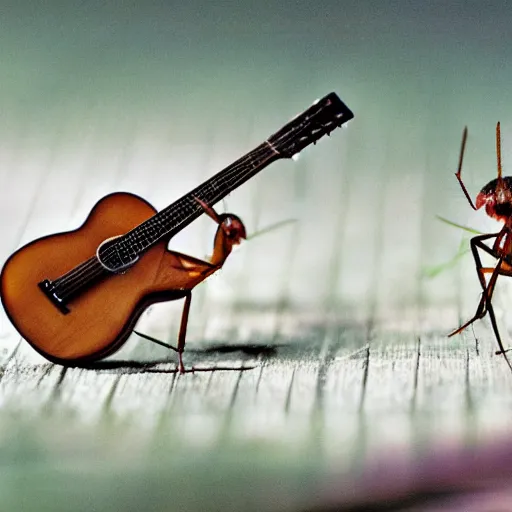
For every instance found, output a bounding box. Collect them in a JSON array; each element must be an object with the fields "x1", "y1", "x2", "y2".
[{"x1": 0, "y1": 192, "x2": 211, "y2": 365}]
